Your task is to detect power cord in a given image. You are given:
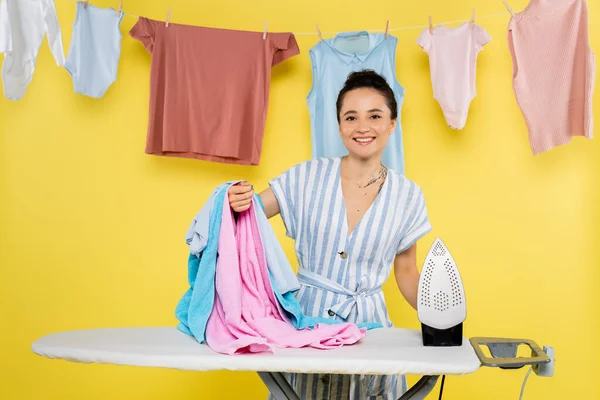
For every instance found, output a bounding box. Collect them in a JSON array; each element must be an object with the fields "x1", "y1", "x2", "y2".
[
  {"x1": 438, "y1": 375, "x2": 446, "y2": 399},
  {"x1": 437, "y1": 366, "x2": 533, "y2": 400},
  {"x1": 519, "y1": 367, "x2": 533, "y2": 400}
]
